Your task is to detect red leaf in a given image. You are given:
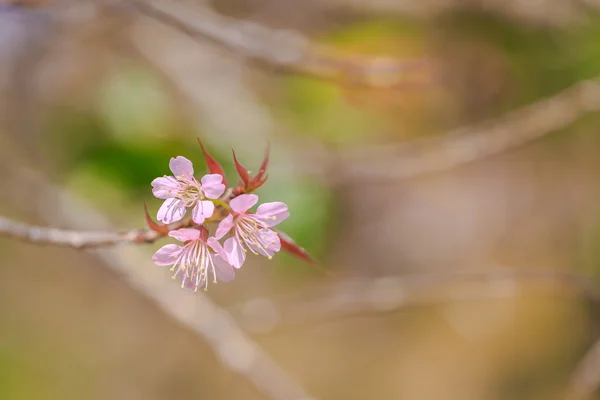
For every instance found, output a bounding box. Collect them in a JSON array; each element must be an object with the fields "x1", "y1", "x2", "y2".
[
  {"x1": 276, "y1": 229, "x2": 332, "y2": 276},
  {"x1": 143, "y1": 202, "x2": 169, "y2": 234},
  {"x1": 197, "y1": 138, "x2": 227, "y2": 185},
  {"x1": 232, "y1": 149, "x2": 251, "y2": 185},
  {"x1": 246, "y1": 143, "x2": 270, "y2": 191},
  {"x1": 256, "y1": 142, "x2": 270, "y2": 181},
  {"x1": 275, "y1": 229, "x2": 315, "y2": 264}
]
